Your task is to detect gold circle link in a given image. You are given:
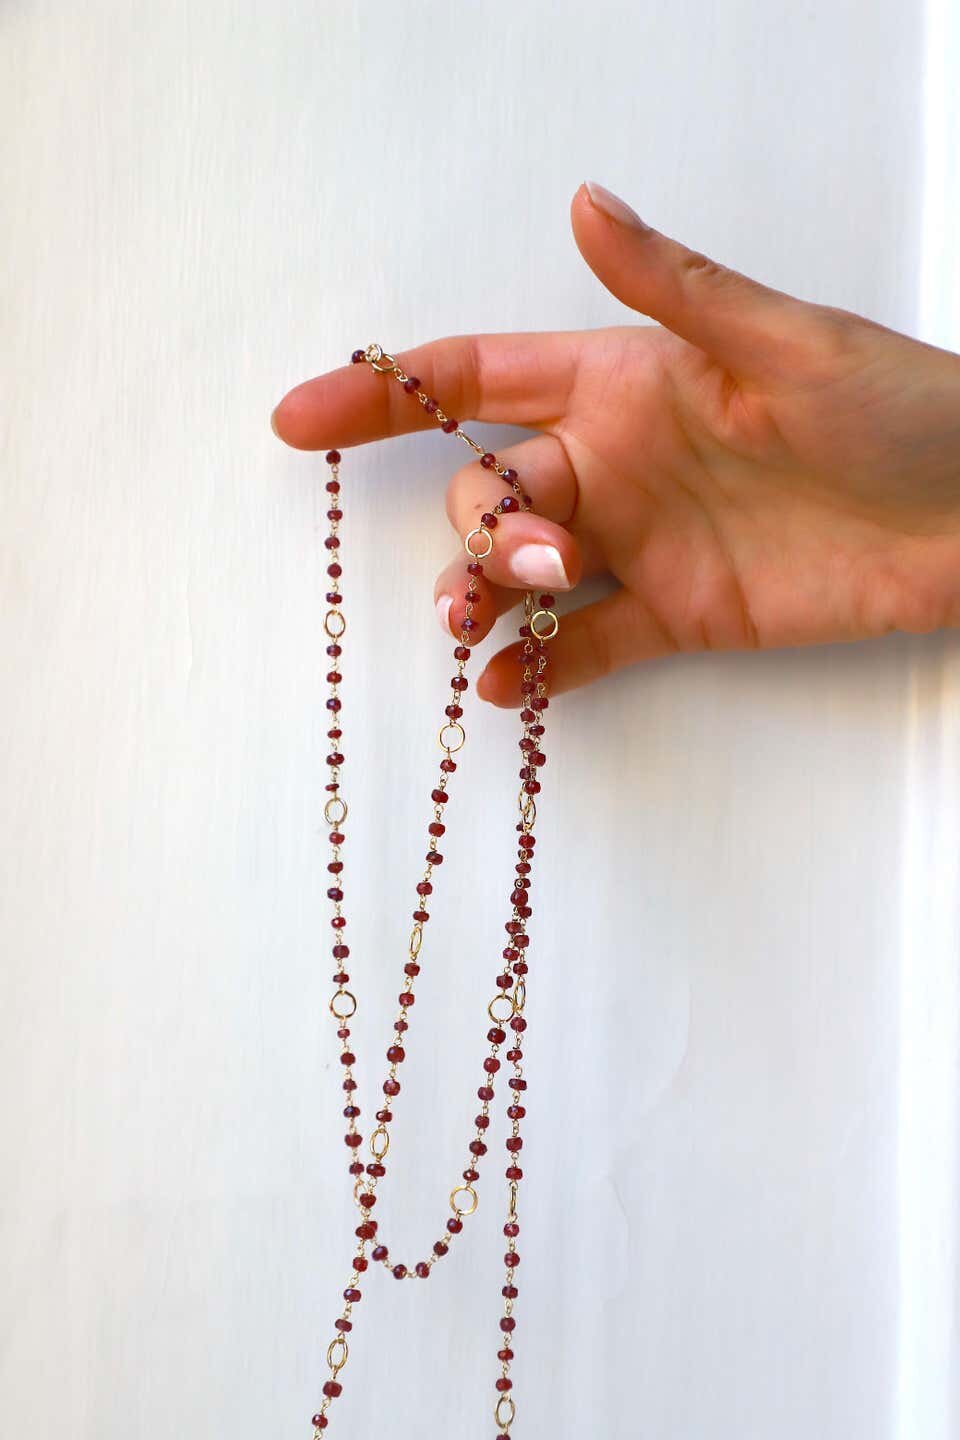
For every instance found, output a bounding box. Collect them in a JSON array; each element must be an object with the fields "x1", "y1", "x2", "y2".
[
  {"x1": 488, "y1": 993, "x2": 515, "y2": 1024},
  {"x1": 512, "y1": 980, "x2": 527, "y2": 1014},
  {"x1": 409, "y1": 924, "x2": 423, "y2": 959},
  {"x1": 324, "y1": 796, "x2": 348, "y2": 825},
  {"x1": 439, "y1": 721, "x2": 466, "y2": 753},
  {"x1": 495, "y1": 1396, "x2": 516, "y2": 1429},
  {"x1": 324, "y1": 609, "x2": 347, "y2": 639},
  {"x1": 329, "y1": 989, "x2": 357, "y2": 1020},
  {"x1": 530, "y1": 608, "x2": 559, "y2": 640},
  {"x1": 464, "y1": 525, "x2": 494, "y2": 559},
  {"x1": 450, "y1": 1183, "x2": 478, "y2": 1217},
  {"x1": 326, "y1": 1336, "x2": 349, "y2": 1374},
  {"x1": 370, "y1": 1126, "x2": 390, "y2": 1161}
]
